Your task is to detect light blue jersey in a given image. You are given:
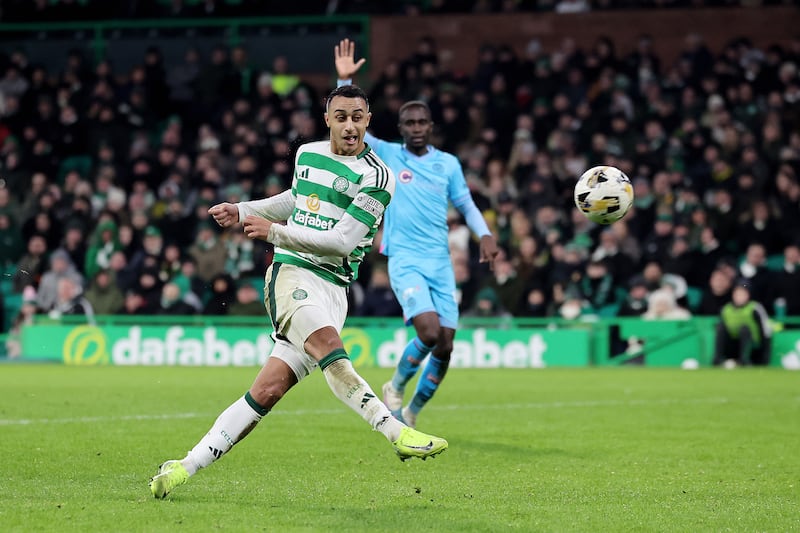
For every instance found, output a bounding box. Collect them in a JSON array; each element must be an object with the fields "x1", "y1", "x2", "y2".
[
  {"x1": 365, "y1": 132, "x2": 489, "y2": 328},
  {"x1": 366, "y1": 132, "x2": 470, "y2": 259}
]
